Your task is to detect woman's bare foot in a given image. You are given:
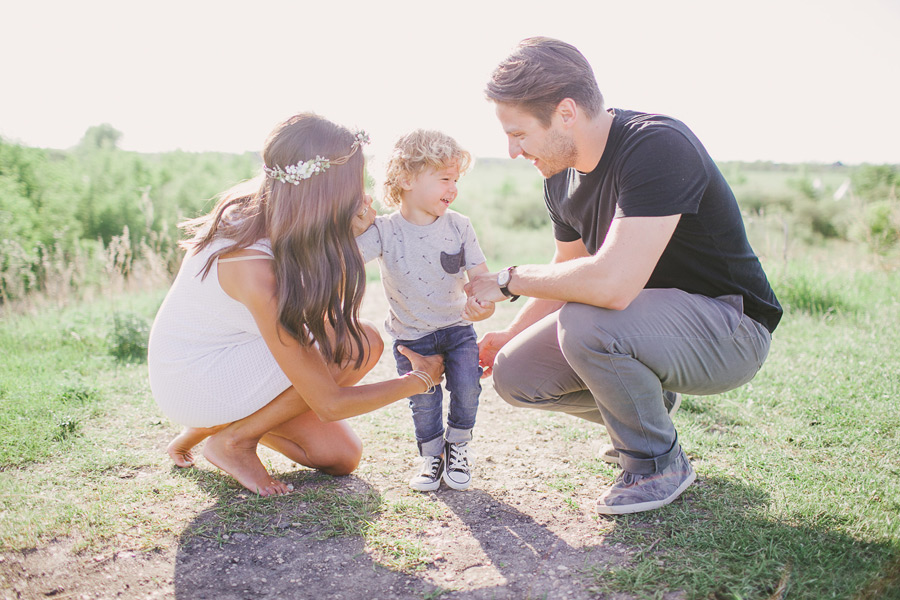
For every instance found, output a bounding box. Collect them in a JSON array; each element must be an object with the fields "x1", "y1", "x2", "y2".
[
  {"x1": 166, "y1": 428, "x2": 202, "y2": 467},
  {"x1": 202, "y1": 432, "x2": 291, "y2": 496},
  {"x1": 166, "y1": 426, "x2": 221, "y2": 468}
]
